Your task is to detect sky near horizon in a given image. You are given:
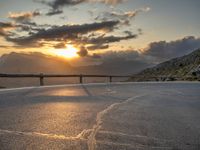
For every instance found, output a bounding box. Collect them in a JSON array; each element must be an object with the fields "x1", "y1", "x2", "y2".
[{"x1": 0, "y1": 0, "x2": 200, "y2": 62}]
